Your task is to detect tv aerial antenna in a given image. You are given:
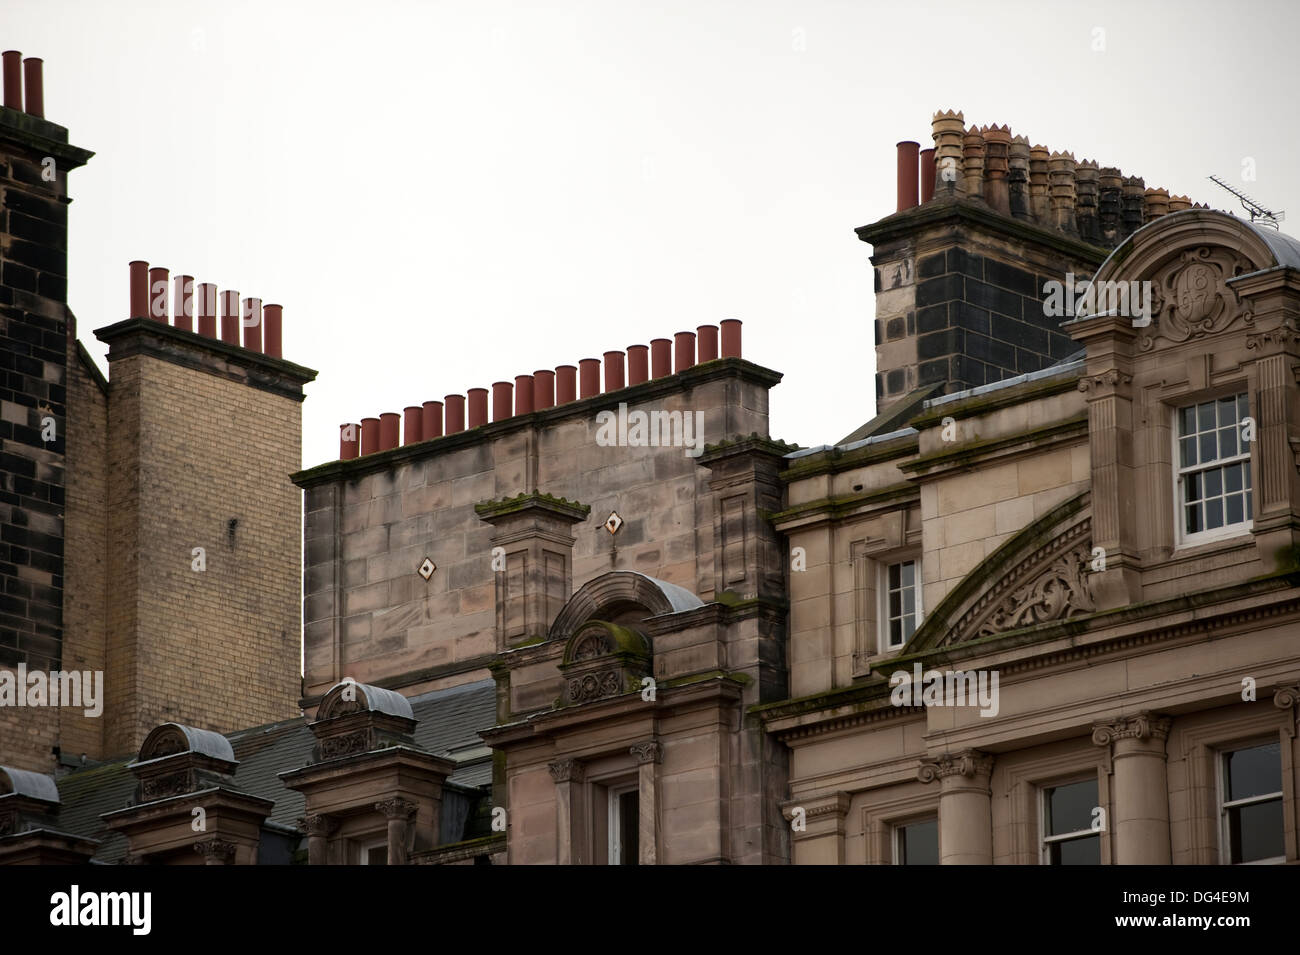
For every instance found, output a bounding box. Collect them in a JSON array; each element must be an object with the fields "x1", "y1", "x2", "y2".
[{"x1": 1207, "y1": 175, "x2": 1284, "y2": 230}]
